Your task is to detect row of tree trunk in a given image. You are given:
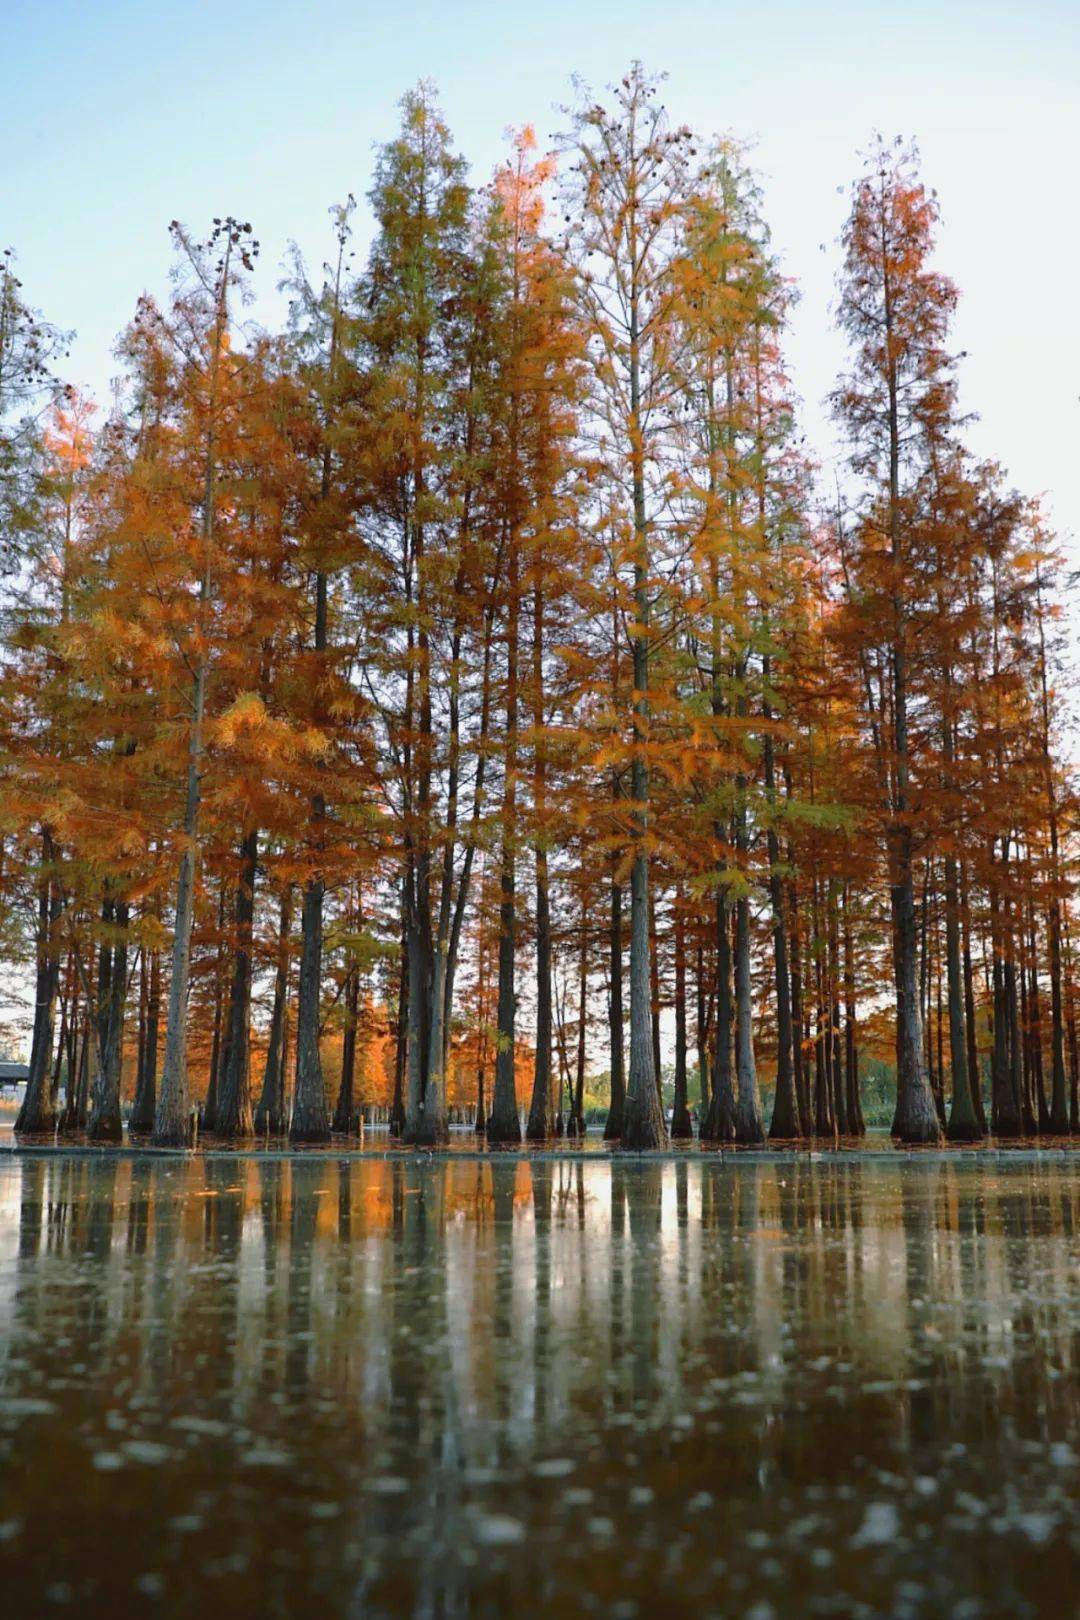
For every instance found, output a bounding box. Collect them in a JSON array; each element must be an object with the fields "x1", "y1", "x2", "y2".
[{"x1": 14, "y1": 834, "x2": 1080, "y2": 1146}]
